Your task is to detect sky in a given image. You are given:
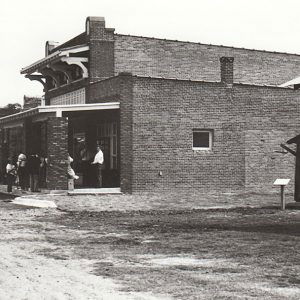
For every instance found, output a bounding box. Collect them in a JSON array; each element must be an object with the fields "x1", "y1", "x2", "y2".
[{"x1": 1, "y1": 0, "x2": 300, "y2": 106}]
